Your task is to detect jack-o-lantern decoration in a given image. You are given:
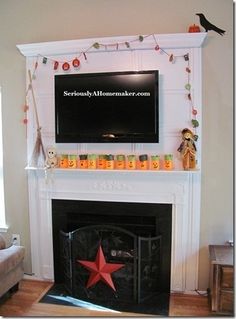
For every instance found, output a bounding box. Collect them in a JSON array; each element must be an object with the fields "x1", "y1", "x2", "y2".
[
  {"x1": 98, "y1": 155, "x2": 106, "y2": 169},
  {"x1": 151, "y1": 155, "x2": 160, "y2": 170},
  {"x1": 68, "y1": 155, "x2": 77, "y2": 169},
  {"x1": 116, "y1": 155, "x2": 125, "y2": 169},
  {"x1": 127, "y1": 155, "x2": 136, "y2": 170},
  {"x1": 88, "y1": 154, "x2": 97, "y2": 169},
  {"x1": 139, "y1": 154, "x2": 148, "y2": 170},
  {"x1": 105, "y1": 154, "x2": 114, "y2": 170},
  {"x1": 79, "y1": 154, "x2": 88, "y2": 169},
  {"x1": 164, "y1": 154, "x2": 173, "y2": 170},
  {"x1": 59, "y1": 154, "x2": 68, "y2": 168},
  {"x1": 188, "y1": 24, "x2": 201, "y2": 33}
]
